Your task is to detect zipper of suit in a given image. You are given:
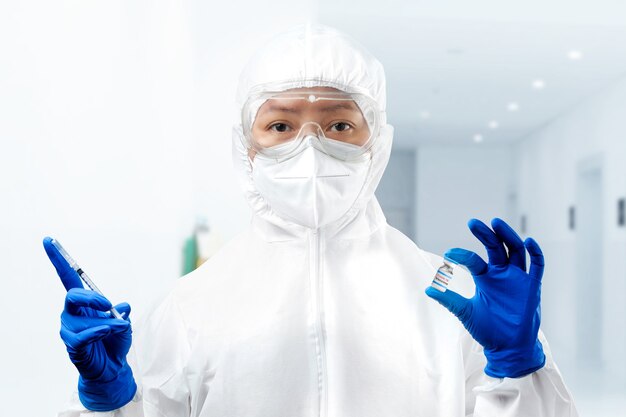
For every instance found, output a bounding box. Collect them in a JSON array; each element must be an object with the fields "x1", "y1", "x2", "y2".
[{"x1": 309, "y1": 228, "x2": 328, "y2": 417}]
